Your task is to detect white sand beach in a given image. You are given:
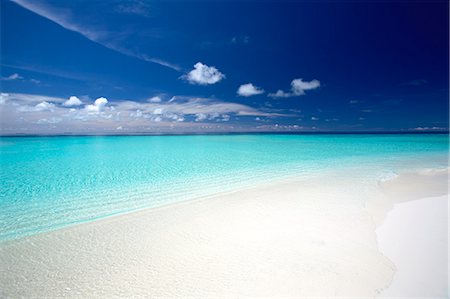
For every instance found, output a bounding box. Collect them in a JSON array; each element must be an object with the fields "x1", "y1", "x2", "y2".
[
  {"x1": 375, "y1": 167, "x2": 449, "y2": 298},
  {"x1": 0, "y1": 167, "x2": 448, "y2": 298},
  {"x1": 377, "y1": 195, "x2": 448, "y2": 298}
]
